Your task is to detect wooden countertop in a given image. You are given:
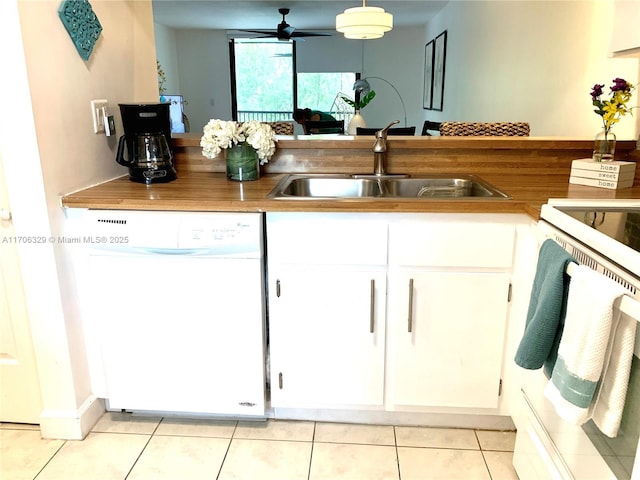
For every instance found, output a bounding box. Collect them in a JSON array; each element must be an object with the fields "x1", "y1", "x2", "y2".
[{"x1": 61, "y1": 136, "x2": 640, "y2": 220}]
